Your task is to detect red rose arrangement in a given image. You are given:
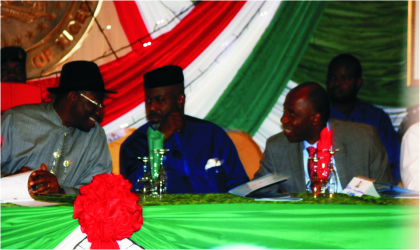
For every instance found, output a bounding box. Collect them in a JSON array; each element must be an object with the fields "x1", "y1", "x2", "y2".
[{"x1": 73, "y1": 174, "x2": 143, "y2": 249}]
